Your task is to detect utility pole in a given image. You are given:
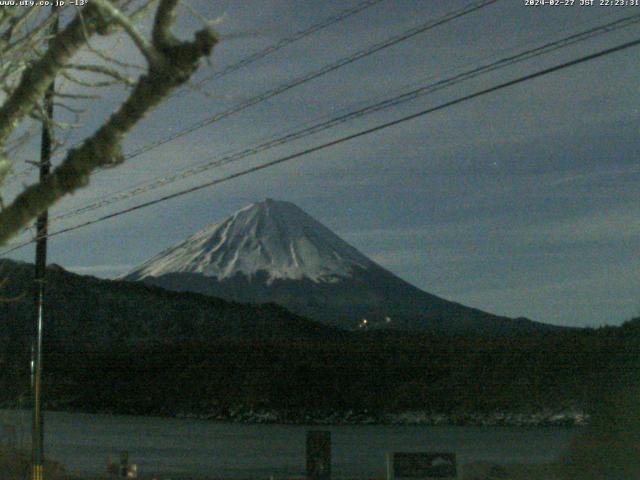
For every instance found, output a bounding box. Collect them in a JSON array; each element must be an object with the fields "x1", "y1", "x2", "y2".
[{"x1": 32, "y1": 8, "x2": 58, "y2": 480}]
